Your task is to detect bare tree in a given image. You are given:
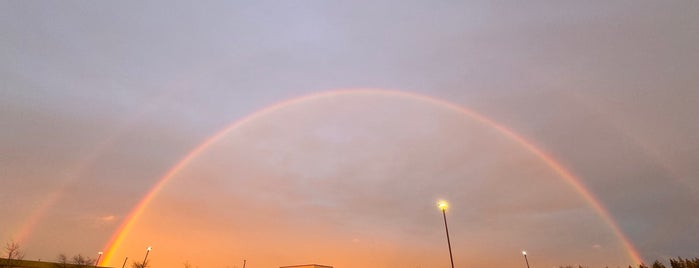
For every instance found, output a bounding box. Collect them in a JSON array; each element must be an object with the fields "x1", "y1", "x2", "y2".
[
  {"x1": 55, "y1": 254, "x2": 69, "y2": 268},
  {"x1": 131, "y1": 259, "x2": 149, "y2": 268},
  {"x1": 1, "y1": 241, "x2": 24, "y2": 268},
  {"x1": 53, "y1": 253, "x2": 96, "y2": 268},
  {"x1": 71, "y1": 254, "x2": 96, "y2": 268},
  {"x1": 652, "y1": 260, "x2": 667, "y2": 268},
  {"x1": 4, "y1": 241, "x2": 24, "y2": 261}
]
